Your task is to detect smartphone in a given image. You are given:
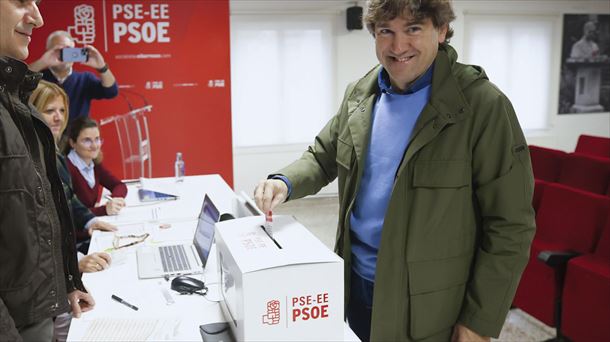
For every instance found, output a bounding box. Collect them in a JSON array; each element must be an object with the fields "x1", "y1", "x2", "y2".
[{"x1": 60, "y1": 47, "x2": 88, "y2": 63}]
